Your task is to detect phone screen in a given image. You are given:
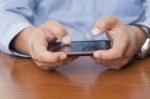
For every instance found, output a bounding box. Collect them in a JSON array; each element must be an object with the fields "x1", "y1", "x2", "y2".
[{"x1": 48, "y1": 40, "x2": 111, "y2": 56}]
